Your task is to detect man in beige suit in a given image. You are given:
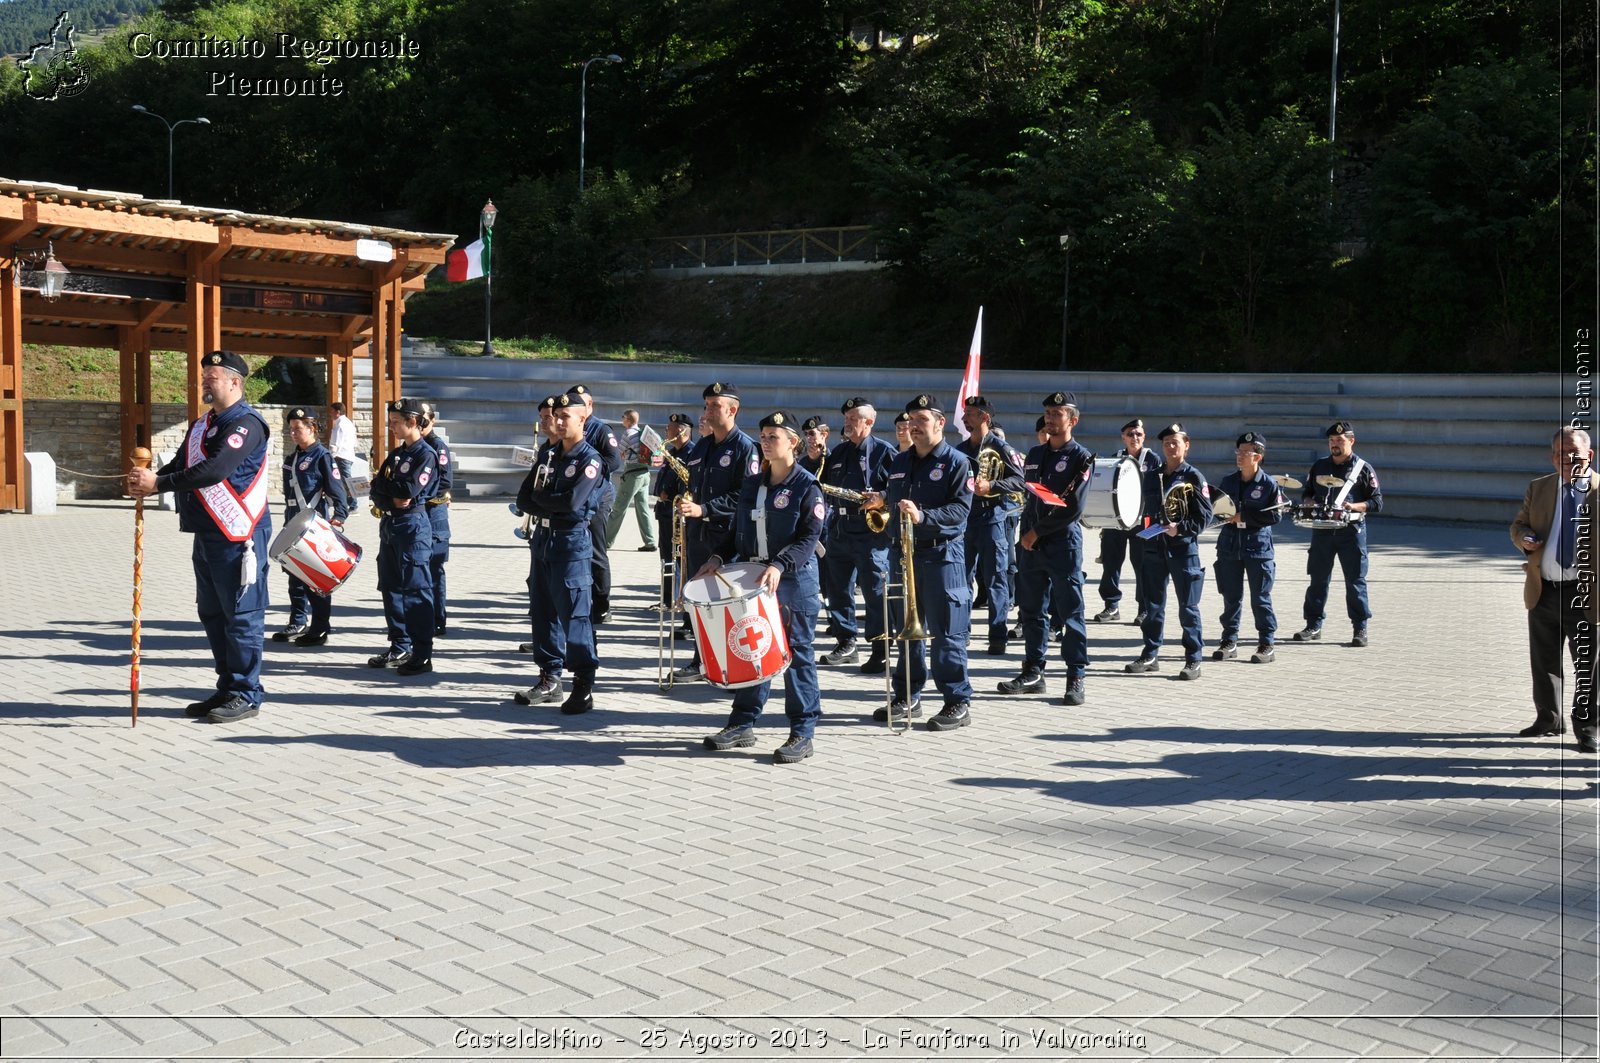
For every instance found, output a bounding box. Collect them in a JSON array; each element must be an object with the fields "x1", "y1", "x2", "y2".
[{"x1": 1511, "y1": 427, "x2": 1599, "y2": 752}]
